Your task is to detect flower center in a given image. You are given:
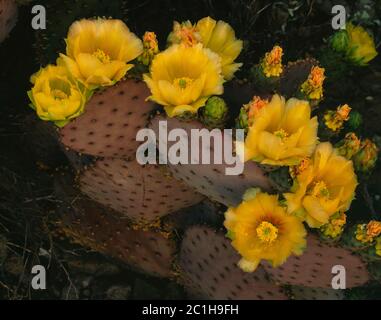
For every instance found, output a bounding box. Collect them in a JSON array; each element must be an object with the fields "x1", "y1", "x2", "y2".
[
  {"x1": 274, "y1": 128, "x2": 289, "y2": 140},
  {"x1": 52, "y1": 89, "x2": 68, "y2": 100},
  {"x1": 174, "y1": 77, "x2": 194, "y2": 90},
  {"x1": 256, "y1": 221, "x2": 278, "y2": 244},
  {"x1": 310, "y1": 180, "x2": 330, "y2": 198},
  {"x1": 93, "y1": 49, "x2": 111, "y2": 64}
]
